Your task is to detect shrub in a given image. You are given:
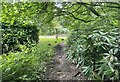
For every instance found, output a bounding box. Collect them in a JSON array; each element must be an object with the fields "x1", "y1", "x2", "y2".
[
  {"x1": 66, "y1": 28, "x2": 120, "y2": 80},
  {"x1": 2, "y1": 23, "x2": 39, "y2": 54},
  {"x1": 1, "y1": 51, "x2": 39, "y2": 81},
  {"x1": 1, "y1": 43, "x2": 54, "y2": 81}
]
